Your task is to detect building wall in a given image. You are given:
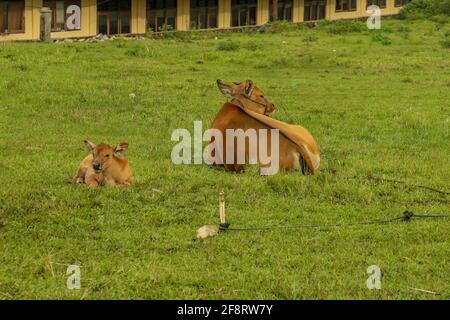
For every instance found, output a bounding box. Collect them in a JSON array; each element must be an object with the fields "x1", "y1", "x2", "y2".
[
  {"x1": 0, "y1": 0, "x2": 406, "y2": 42},
  {"x1": 176, "y1": 0, "x2": 189, "y2": 31},
  {"x1": 132, "y1": 0, "x2": 147, "y2": 34},
  {"x1": 257, "y1": 0, "x2": 269, "y2": 25},
  {"x1": 0, "y1": 0, "x2": 40, "y2": 41},
  {"x1": 51, "y1": 0, "x2": 96, "y2": 39},
  {"x1": 292, "y1": 0, "x2": 304, "y2": 23},
  {"x1": 328, "y1": 0, "x2": 402, "y2": 21},
  {"x1": 218, "y1": 0, "x2": 231, "y2": 28}
]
